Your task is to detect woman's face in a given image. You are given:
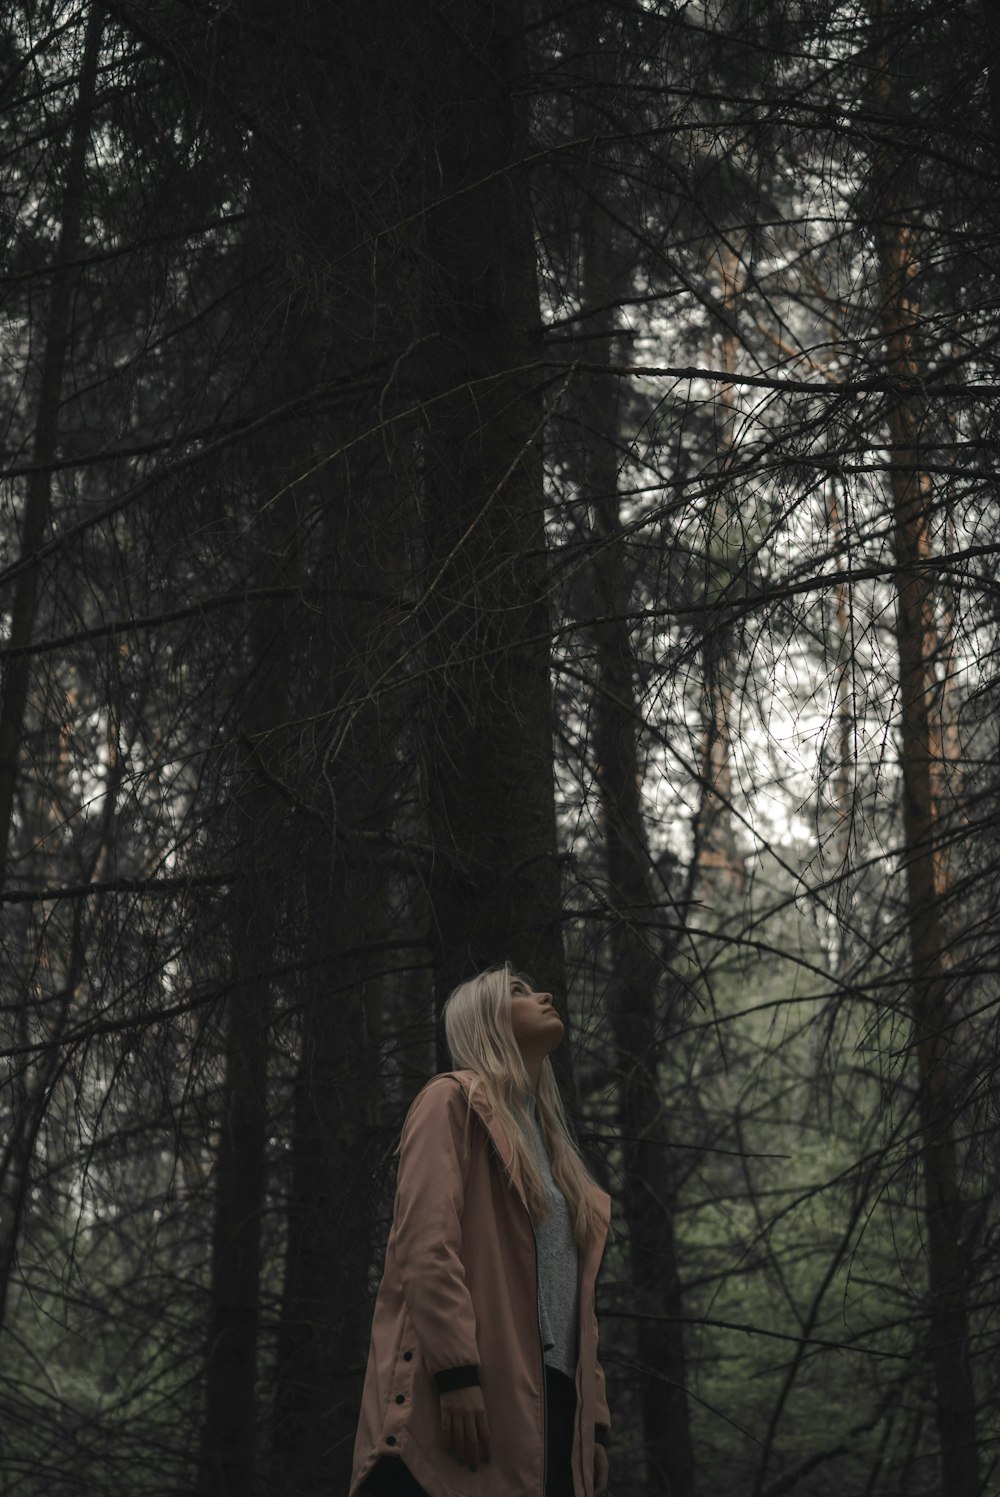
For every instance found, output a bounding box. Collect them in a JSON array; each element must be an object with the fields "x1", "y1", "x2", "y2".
[{"x1": 508, "y1": 973, "x2": 564, "y2": 1052}]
